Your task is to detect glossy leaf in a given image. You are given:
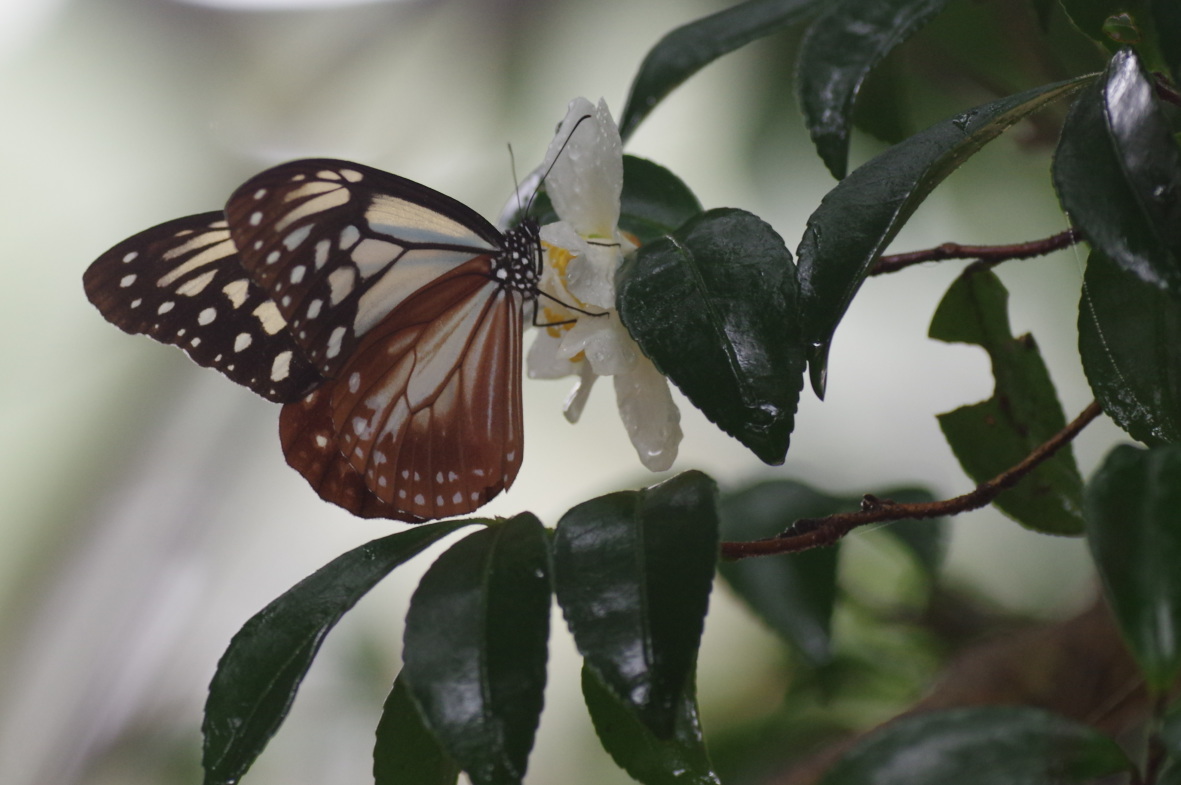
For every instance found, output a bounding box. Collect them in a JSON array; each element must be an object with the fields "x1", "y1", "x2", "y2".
[
  {"x1": 1086, "y1": 444, "x2": 1181, "y2": 692},
  {"x1": 821, "y1": 706, "x2": 1132, "y2": 784},
  {"x1": 929, "y1": 269, "x2": 1084, "y2": 535},
  {"x1": 796, "y1": 0, "x2": 953, "y2": 179},
  {"x1": 553, "y1": 472, "x2": 719, "y2": 739},
  {"x1": 797, "y1": 75, "x2": 1091, "y2": 397},
  {"x1": 617, "y1": 208, "x2": 804, "y2": 465},
  {"x1": 374, "y1": 674, "x2": 461, "y2": 785},
  {"x1": 618, "y1": 156, "x2": 704, "y2": 245},
  {"x1": 402, "y1": 514, "x2": 551, "y2": 785},
  {"x1": 718, "y1": 481, "x2": 843, "y2": 664},
  {"x1": 1079, "y1": 249, "x2": 1181, "y2": 445},
  {"x1": 618, "y1": 0, "x2": 823, "y2": 141},
  {"x1": 582, "y1": 663, "x2": 719, "y2": 785},
  {"x1": 202, "y1": 521, "x2": 472, "y2": 785},
  {"x1": 1054, "y1": 49, "x2": 1181, "y2": 292}
]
